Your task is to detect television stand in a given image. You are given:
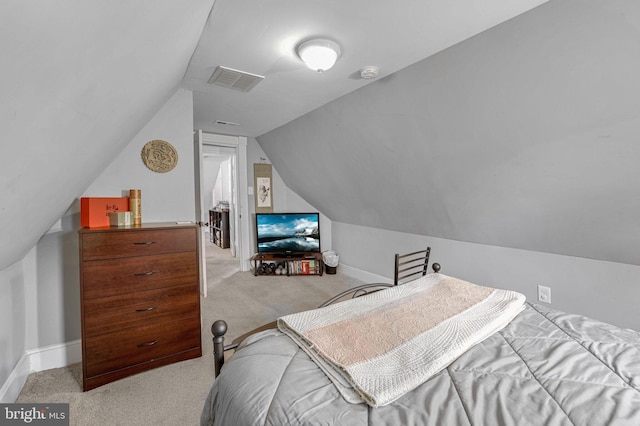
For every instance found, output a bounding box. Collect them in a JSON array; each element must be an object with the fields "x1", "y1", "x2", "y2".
[
  {"x1": 282, "y1": 252, "x2": 304, "y2": 258},
  {"x1": 252, "y1": 253, "x2": 323, "y2": 276}
]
